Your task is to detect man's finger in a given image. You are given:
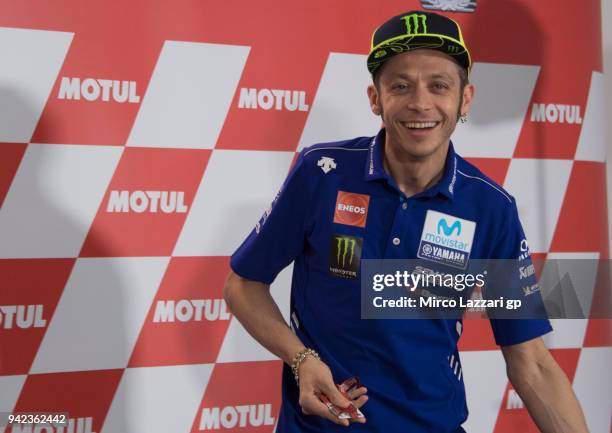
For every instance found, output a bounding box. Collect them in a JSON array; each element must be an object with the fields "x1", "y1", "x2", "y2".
[
  {"x1": 347, "y1": 386, "x2": 368, "y2": 400},
  {"x1": 352, "y1": 395, "x2": 369, "y2": 409},
  {"x1": 320, "y1": 383, "x2": 351, "y2": 409},
  {"x1": 301, "y1": 395, "x2": 350, "y2": 427}
]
